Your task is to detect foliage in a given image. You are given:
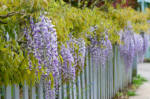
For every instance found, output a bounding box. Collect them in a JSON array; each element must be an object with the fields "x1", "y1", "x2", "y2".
[
  {"x1": 127, "y1": 75, "x2": 147, "y2": 96},
  {"x1": 113, "y1": 75, "x2": 147, "y2": 98},
  {"x1": 0, "y1": 0, "x2": 149, "y2": 86},
  {"x1": 47, "y1": 2, "x2": 150, "y2": 44},
  {"x1": 127, "y1": 90, "x2": 136, "y2": 96},
  {"x1": 144, "y1": 58, "x2": 150, "y2": 62},
  {"x1": 132, "y1": 74, "x2": 148, "y2": 87},
  {"x1": 0, "y1": 0, "x2": 51, "y2": 85},
  {"x1": 0, "y1": 37, "x2": 38, "y2": 85},
  {"x1": 113, "y1": 0, "x2": 139, "y2": 9},
  {"x1": 63, "y1": 0, "x2": 139, "y2": 9}
]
